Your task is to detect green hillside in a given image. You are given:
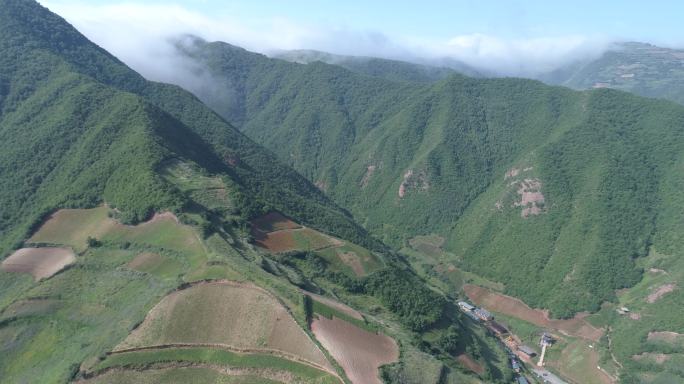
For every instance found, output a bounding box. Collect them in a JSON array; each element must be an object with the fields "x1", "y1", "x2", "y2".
[
  {"x1": 176, "y1": 38, "x2": 684, "y2": 317},
  {"x1": 272, "y1": 49, "x2": 477, "y2": 83},
  {"x1": 170, "y1": 37, "x2": 684, "y2": 382},
  {"x1": 540, "y1": 42, "x2": 684, "y2": 105},
  {"x1": 0, "y1": 0, "x2": 382, "y2": 255},
  {"x1": 0, "y1": 2, "x2": 513, "y2": 383}
]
